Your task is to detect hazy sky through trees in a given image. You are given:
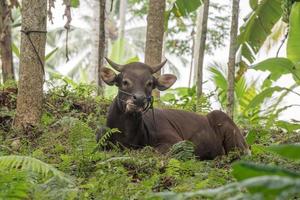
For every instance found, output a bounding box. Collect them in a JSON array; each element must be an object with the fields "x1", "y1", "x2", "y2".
[{"x1": 48, "y1": 0, "x2": 299, "y2": 121}]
